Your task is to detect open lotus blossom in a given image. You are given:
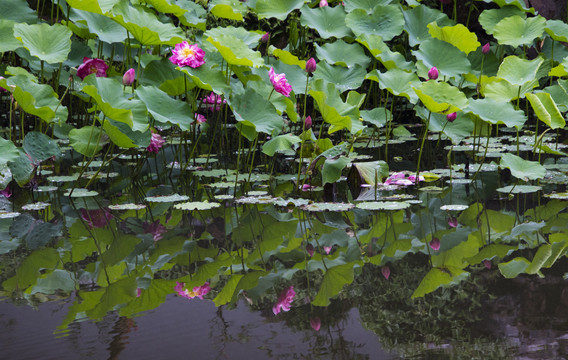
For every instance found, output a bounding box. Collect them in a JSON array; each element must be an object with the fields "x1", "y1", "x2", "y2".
[
  {"x1": 269, "y1": 67, "x2": 292, "y2": 97},
  {"x1": 261, "y1": 32, "x2": 270, "y2": 43},
  {"x1": 310, "y1": 317, "x2": 321, "y2": 331},
  {"x1": 305, "y1": 58, "x2": 317, "y2": 73},
  {"x1": 381, "y1": 266, "x2": 390, "y2": 280},
  {"x1": 175, "y1": 281, "x2": 211, "y2": 300},
  {"x1": 169, "y1": 41, "x2": 205, "y2": 68},
  {"x1": 383, "y1": 172, "x2": 424, "y2": 186},
  {"x1": 272, "y1": 286, "x2": 295, "y2": 315},
  {"x1": 147, "y1": 132, "x2": 165, "y2": 153},
  {"x1": 80, "y1": 208, "x2": 112, "y2": 228},
  {"x1": 429, "y1": 237, "x2": 441, "y2": 251},
  {"x1": 446, "y1": 112, "x2": 457, "y2": 122},
  {"x1": 77, "y1": 57, "x2": 108, "y2": 80},
  {"x1": 448, "y1": 216, "x2": 458, "y2": 228},
  {"x1": 195, "y1": 114, "x2": 207, "y2": 123},
  {"x1": 319, "y1": 0, "x2": 328, "y2": 6},
  {"x1": 428, "y1": 66, "x2": 439, "y2": 80},
  {"x1": 142, "y1": 220, "x2": 166, "y2": 242},
  {"x1": 482, "y1": 42, "x2": 491, "y2": 54},
  {"x1": 202, "y1": 92, "x2": 226, "y2": 112},
  {"x1": 122, "y1": 68, "x2": 135, "y2": 86}
]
